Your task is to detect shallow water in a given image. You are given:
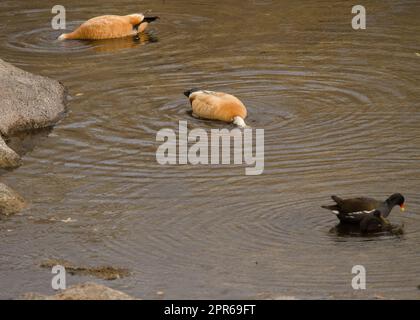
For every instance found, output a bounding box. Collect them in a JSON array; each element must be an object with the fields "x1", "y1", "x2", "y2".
[{"x1": 0, "y1": 0, "x2": 419, "y2": 299}]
